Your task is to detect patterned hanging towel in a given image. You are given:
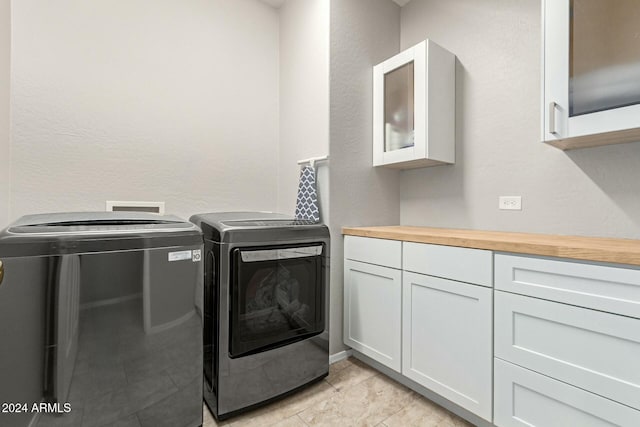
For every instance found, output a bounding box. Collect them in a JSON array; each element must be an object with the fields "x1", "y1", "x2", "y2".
[{"x1": 295, "y1": 165, "x2": 320, "y2": 222}]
